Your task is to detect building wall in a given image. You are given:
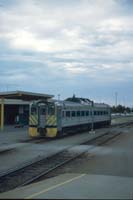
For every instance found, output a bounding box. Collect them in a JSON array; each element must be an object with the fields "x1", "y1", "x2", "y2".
[
  {"x1": 4, "y1": 104, "x2": 29, "y2": 125},
  {"x1": 4, "y1": 105, "x2": 19, "y2": 125}
]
